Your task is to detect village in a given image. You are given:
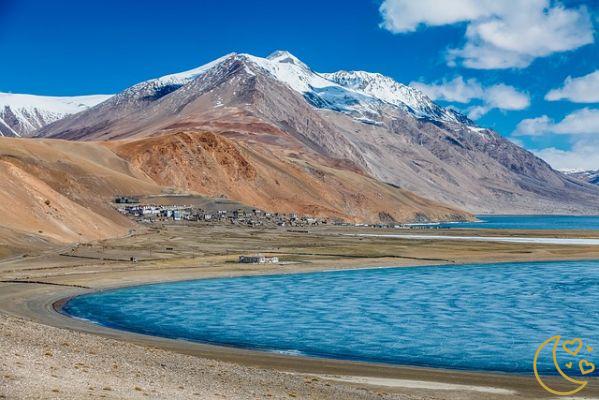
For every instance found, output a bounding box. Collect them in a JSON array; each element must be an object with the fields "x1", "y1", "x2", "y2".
[
  {"x1": 114, "y1": 196, "x2": 447, "y2": 230},
  {"x1": 116, "y1": 200, "x2": 328, "y2": 228}
]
